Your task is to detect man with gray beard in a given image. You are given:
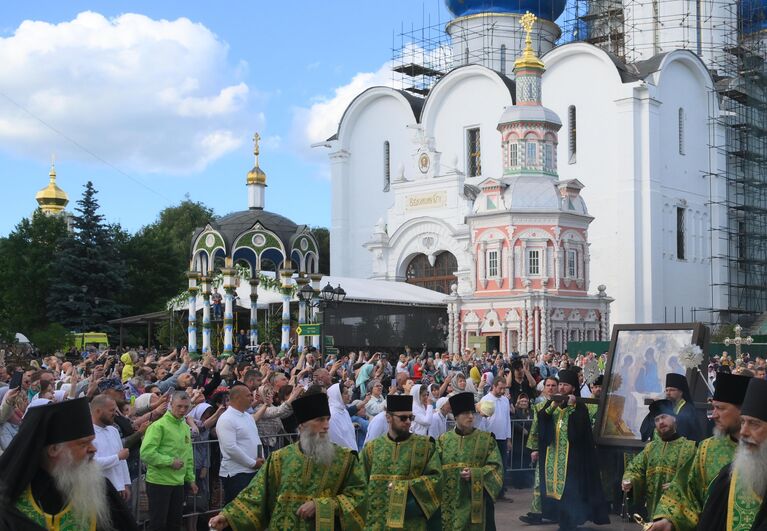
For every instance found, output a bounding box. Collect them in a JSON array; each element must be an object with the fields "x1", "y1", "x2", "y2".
[
  {"x1": 698, "y1": 377, "x2": 767, "y2": 530},
  {"x1": 209, "y1": 391, "x2": 366, "y2": 530},
  {"x1": 0, "y1": 397, "x2": 136, "y2": 531}
]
